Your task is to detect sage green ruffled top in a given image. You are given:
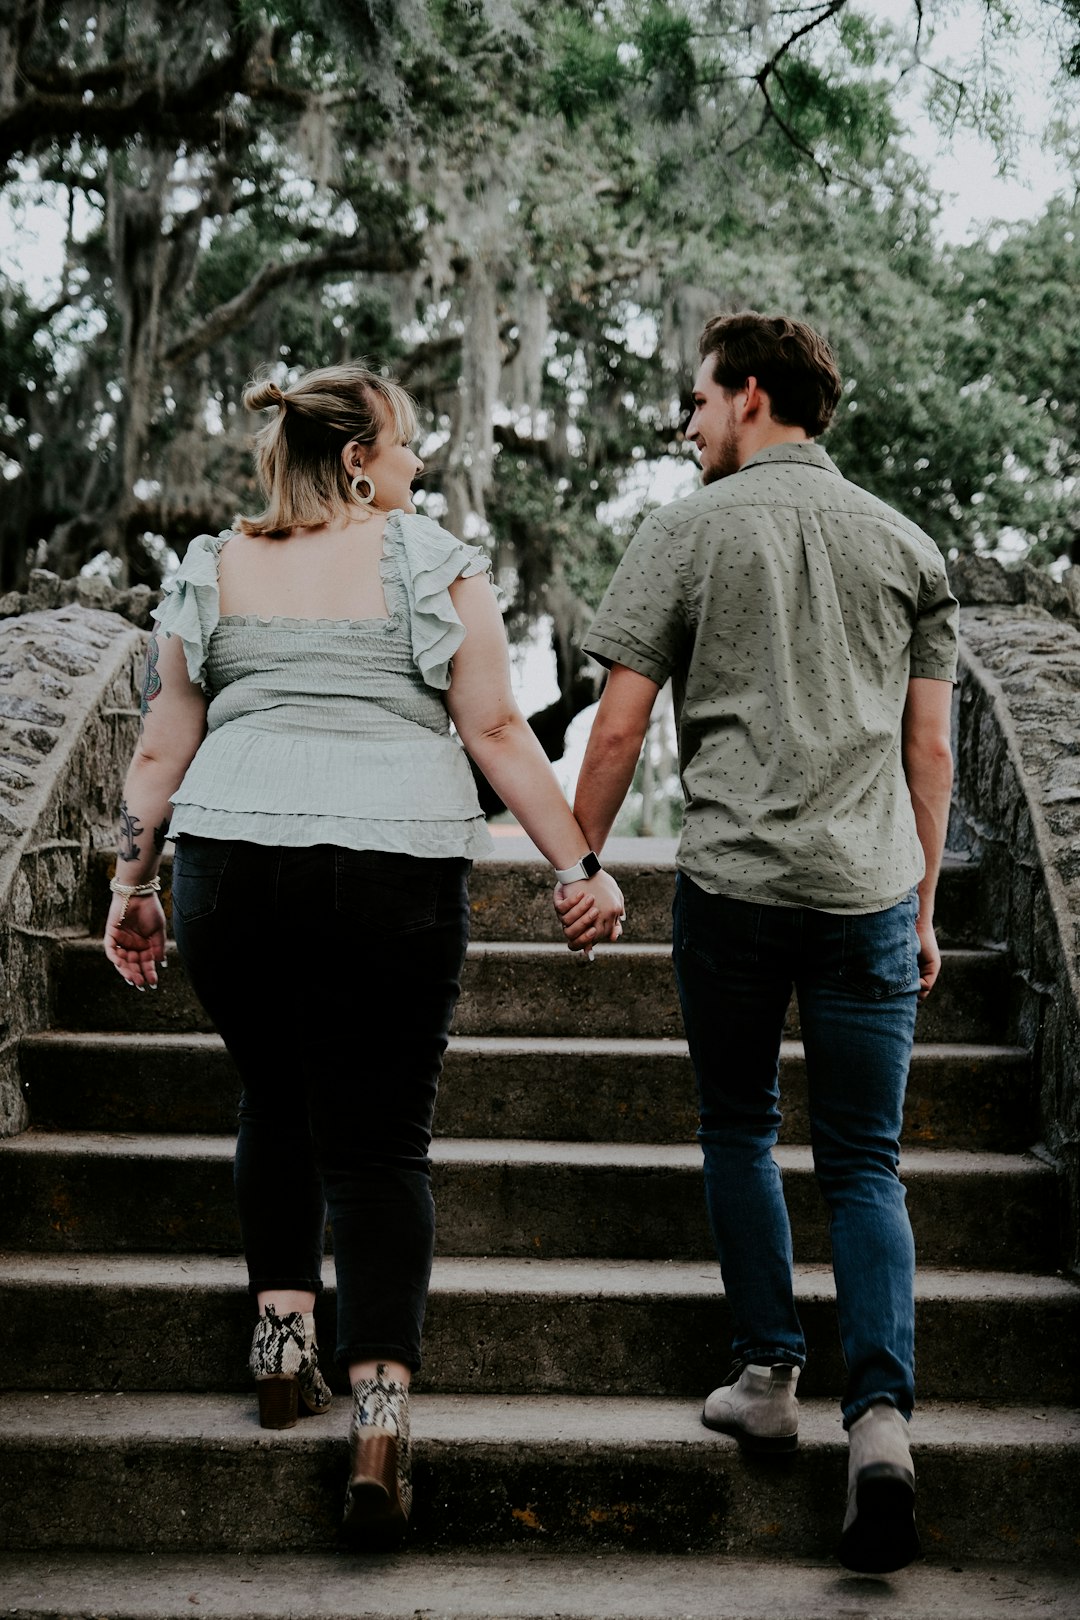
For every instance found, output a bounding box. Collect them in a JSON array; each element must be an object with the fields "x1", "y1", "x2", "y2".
[{"x1": 152, "y1": 511, "x2": 494, "y2": 858}]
